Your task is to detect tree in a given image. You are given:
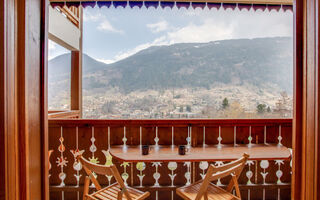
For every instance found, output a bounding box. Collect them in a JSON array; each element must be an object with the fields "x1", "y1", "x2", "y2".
[
  {"x1": 101, "y1": 101, "x2": 116, "y2": 114},
  {"x1": 186, "y1": 105, "x2": 192, "y2": 112},
  {"x1": 220, "y1": 101, "x2": 246, "y2": 118},
  {"x1": 222, "y1": 98, "x2": 229, "y2": 109},
  {"x1": 257, "y1": 104, "x2": 267, "y2": 114},
  {"x1": 179, "y1": 106, "x2": 183, "y2": 112},
  {"x1": 267, "y1": 106, "x2": 271, "y2": 112},
  {"x1": 274, "y1": 91, "x2": 292, "y2": 117}
]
